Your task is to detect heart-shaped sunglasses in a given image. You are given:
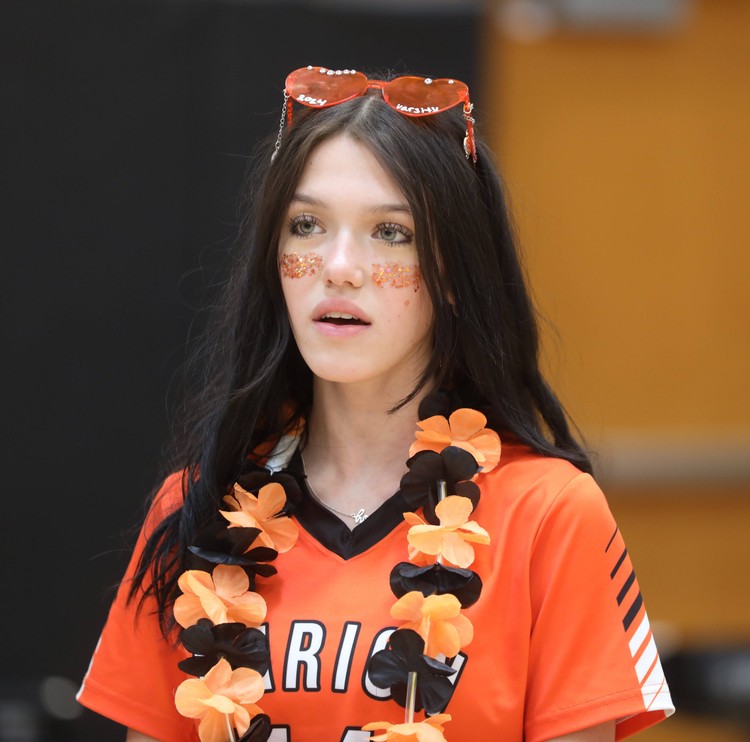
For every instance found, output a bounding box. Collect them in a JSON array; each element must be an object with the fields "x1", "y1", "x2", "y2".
[{"x1": 273, "y1": 66, "x2": 477, "y2": 162}]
